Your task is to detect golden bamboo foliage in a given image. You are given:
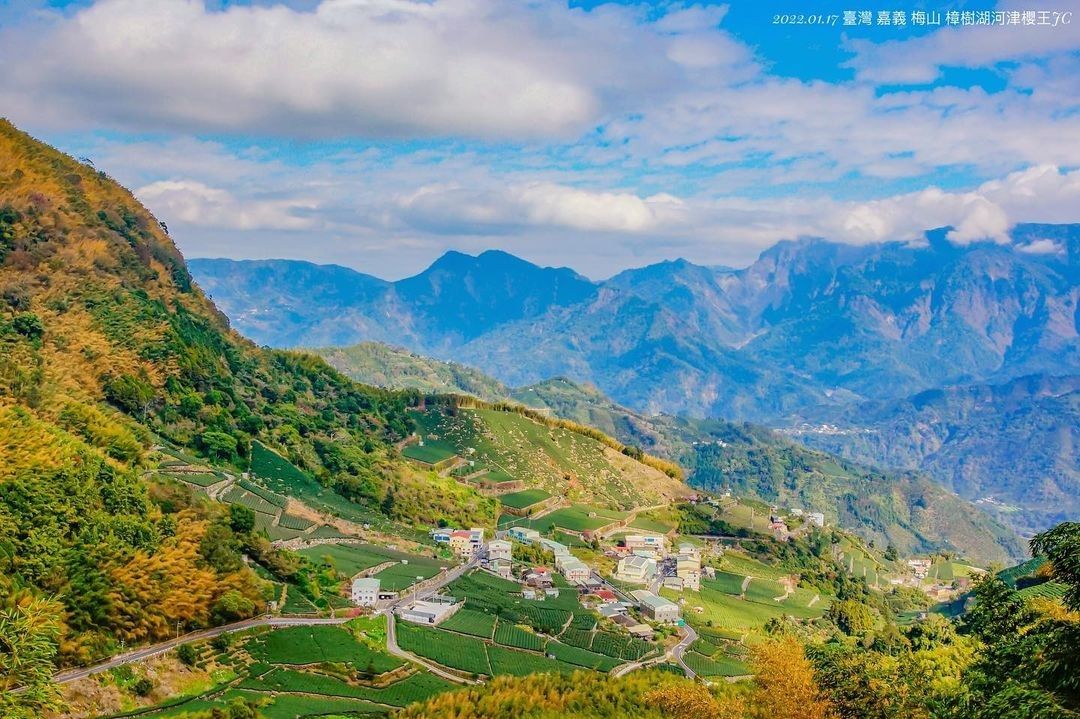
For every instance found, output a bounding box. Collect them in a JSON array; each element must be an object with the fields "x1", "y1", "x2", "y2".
[{"x1": 748, "y1": 638, "x2": 837, "y2": 719}]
